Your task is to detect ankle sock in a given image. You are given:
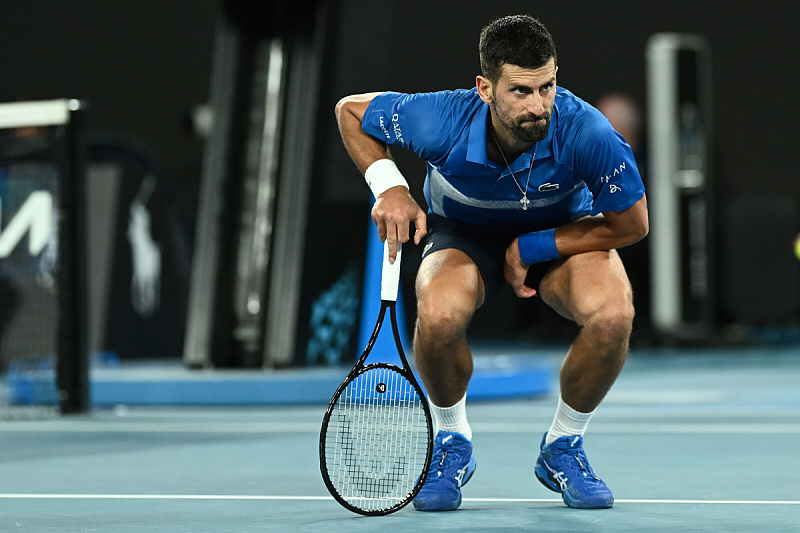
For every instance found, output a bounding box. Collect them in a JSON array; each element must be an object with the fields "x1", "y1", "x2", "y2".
[
  {"x1": 430, "y1": 393, "x2": 472, "y2": 441},
  {"x1": 545, "y1": 396, "x2": 594, "y2": 445}
]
